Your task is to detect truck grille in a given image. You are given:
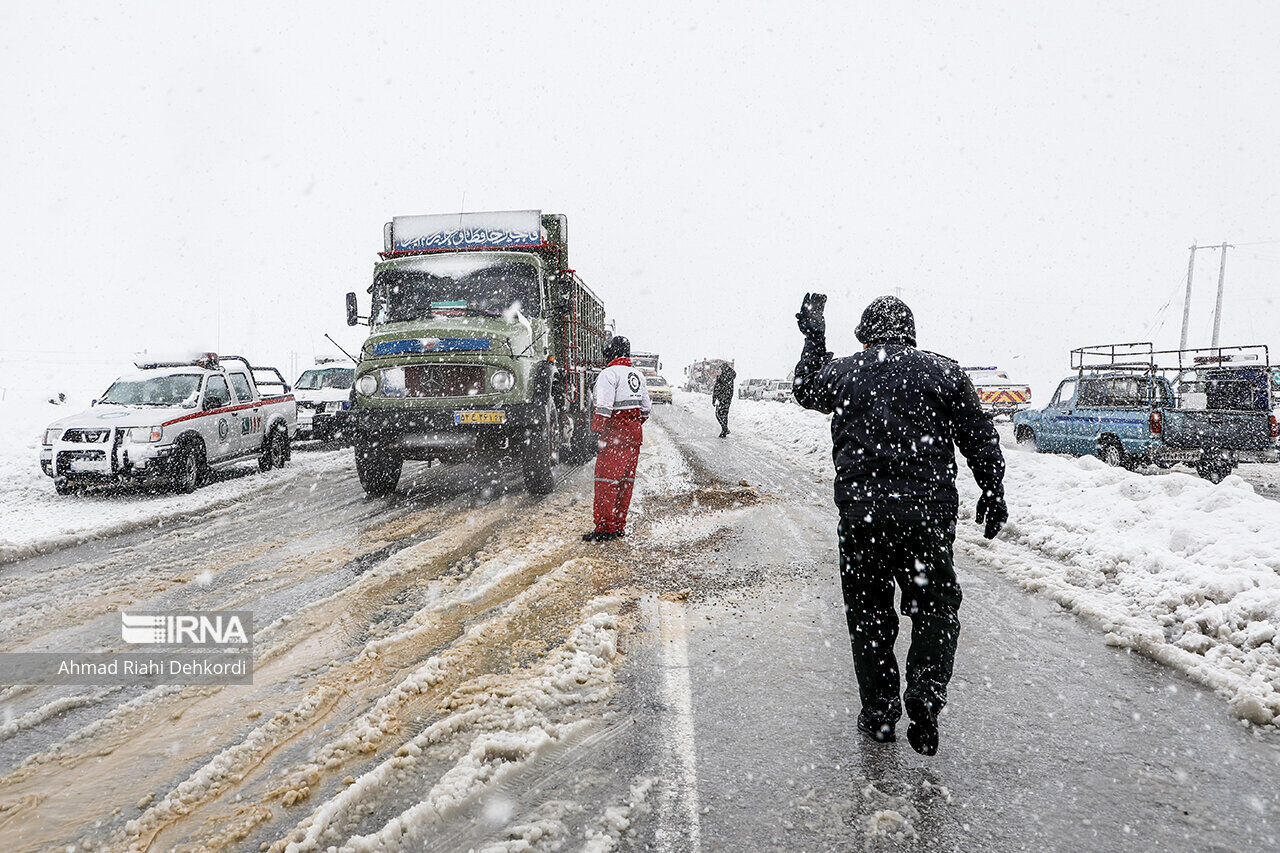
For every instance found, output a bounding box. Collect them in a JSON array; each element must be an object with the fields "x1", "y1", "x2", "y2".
[
  {"x1": 62, "y1": 429, "x2": 111, "y2": 443},
  {"x1": 404, "y1": 365, "x2": 486, "y2": 398},
  {"x1": 56, "y1": 449, "x2": 106, "y2": 476}
]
